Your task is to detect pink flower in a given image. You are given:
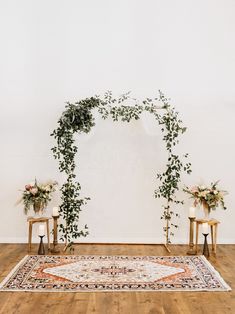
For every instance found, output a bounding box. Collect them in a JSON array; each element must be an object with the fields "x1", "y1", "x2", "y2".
[
  {"x1": 25, "y1": 184, "x2": 31, "y2": 191},
  {"x1": 30, "y1": 187, "x2": 38, "y2": 195},
  {"x1": 190, "y1": 186, "x2": 198, "y2": 193}
]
